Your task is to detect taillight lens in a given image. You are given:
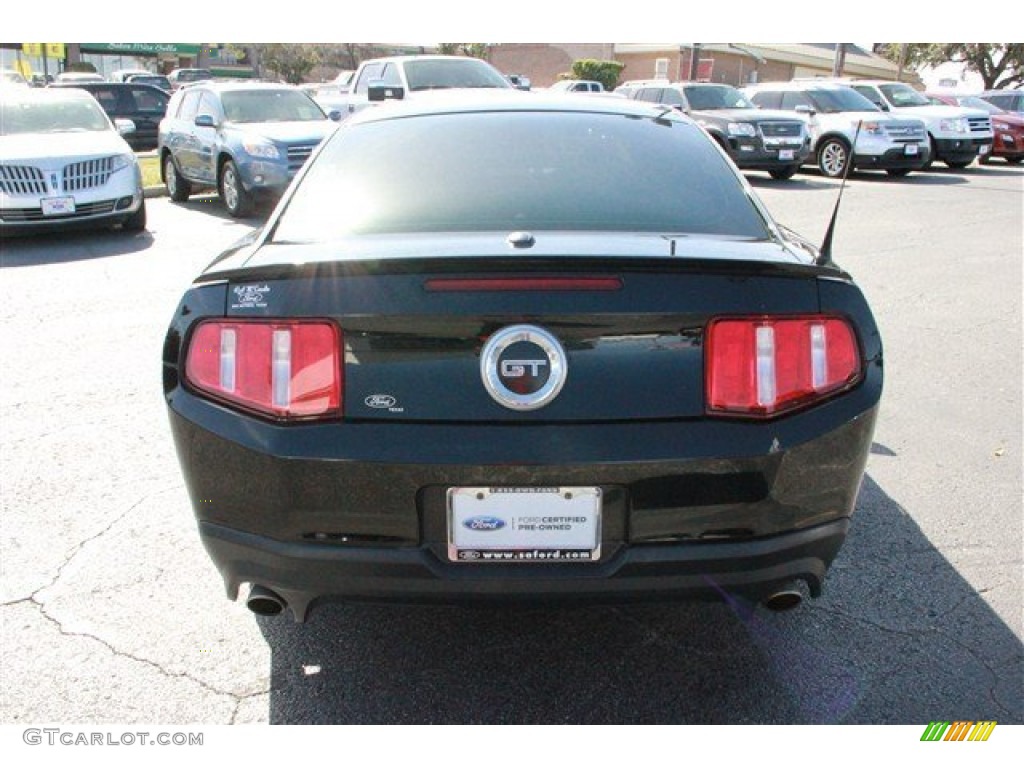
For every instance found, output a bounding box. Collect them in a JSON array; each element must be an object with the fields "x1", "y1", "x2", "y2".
[
  {"x1": 706, "y1": 316, "x2": 860, "y2": 417},
  {"x1": 185, "y1": 320, "x2": 342, "y2": 419}
]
